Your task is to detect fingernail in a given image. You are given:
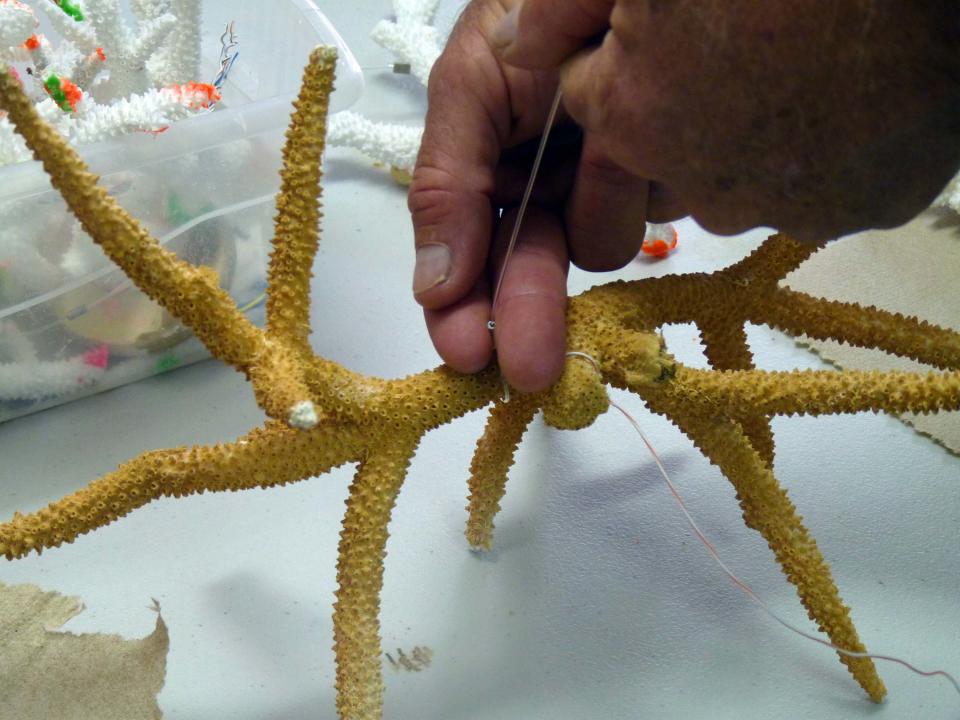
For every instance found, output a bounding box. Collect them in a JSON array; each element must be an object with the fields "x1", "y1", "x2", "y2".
[
  {"x1": 491, "y1": 2, "x2": 522, "y2": 52},
  {"x1": 413, "y1": 243, "x2": 452, "y2": 295}
]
